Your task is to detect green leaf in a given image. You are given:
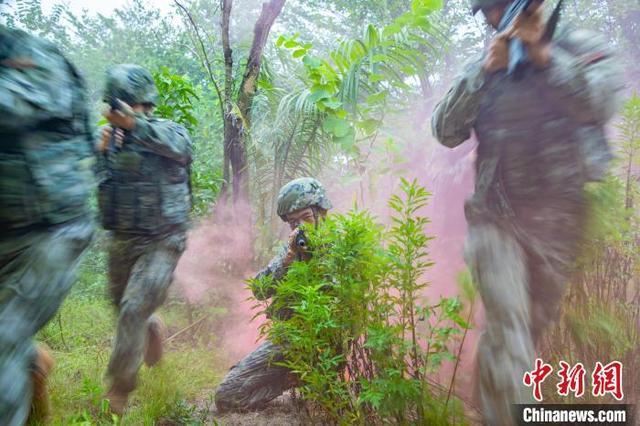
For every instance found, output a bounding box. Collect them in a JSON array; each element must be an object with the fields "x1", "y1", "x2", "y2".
[
  {"x1": 322, "y1": 98, "x2": 343, "y2": 110},
  {"x1": 412, "y1": 0, "x2": 443, "y2": 12},
  {"x1": 336, "y1": 128, "x2": 356, "y2": 150},
  {"x1": 366, "y1": 91, "x2": 388, "y2": 105},
  {"x1": 309, "y1": 89, "x2": 332, "y2": 103},
  {"x1": 322, "y1": 116, "x2": 351, "y2": 138},
  {"x1": 357, "y1": 118, "x2": 382, "y2": 135},
  {"x1": 383, "y1": 23, "x2": 403, "y2": 38},
  {"x1": 368, "y1": 73, "x2": 386, "y2": 83},
  {"x1": 292, "y1": 48, "x2": 307, "y2": 58},
  {"x1": 302, "y1": 55, "x2": 322, "y2": 69}
]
